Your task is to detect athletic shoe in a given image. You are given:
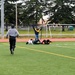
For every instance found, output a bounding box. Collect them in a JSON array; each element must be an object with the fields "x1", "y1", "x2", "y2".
[{"x1": 10, "y1": 49, "x2": 14, "y2": 55}]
